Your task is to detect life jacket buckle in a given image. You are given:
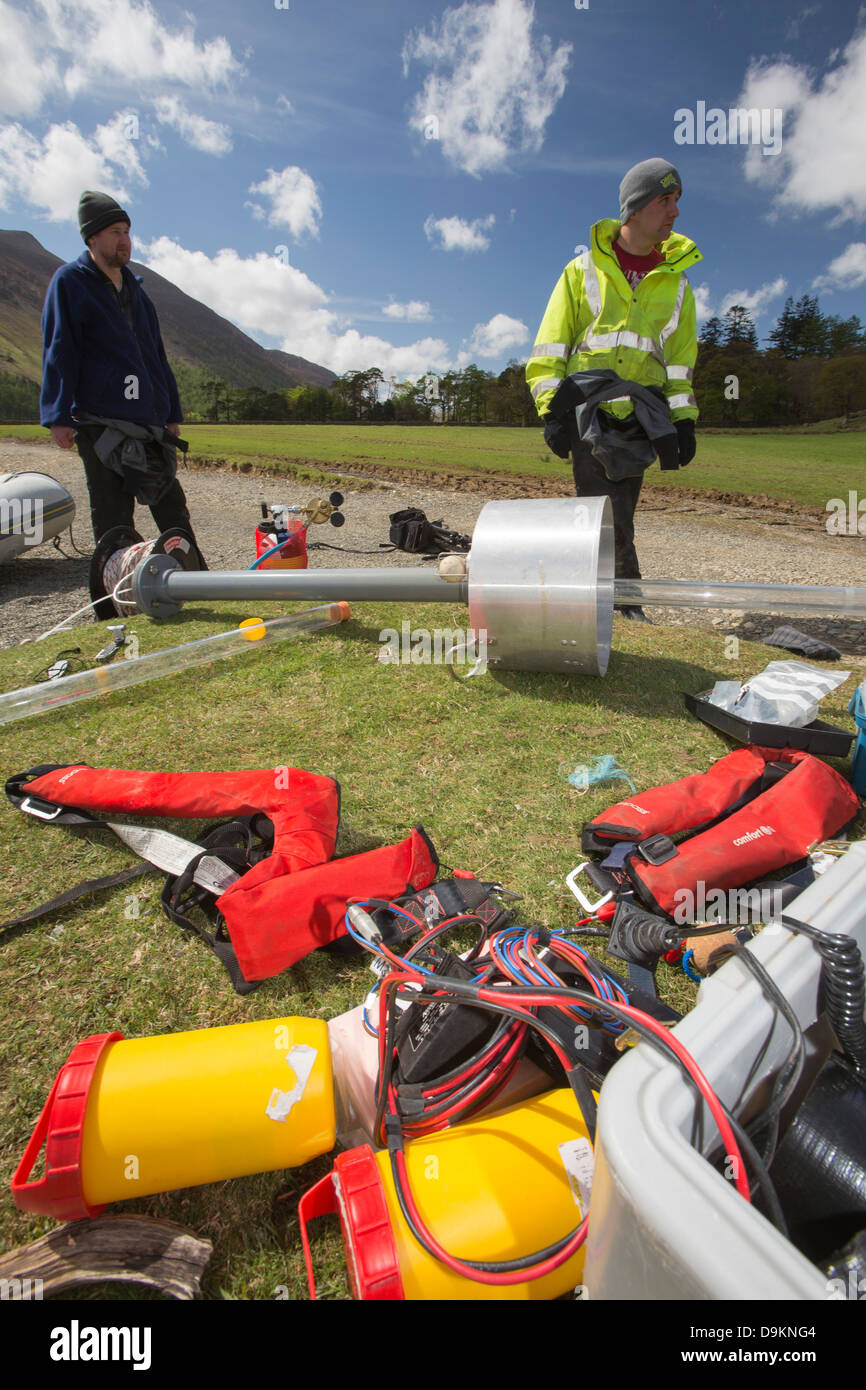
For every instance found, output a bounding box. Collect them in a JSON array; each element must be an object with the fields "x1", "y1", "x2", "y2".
[
  {"x1": 19, "y1": 795, "x2": 64, "y2": 821},
  {"x1": 634, "y1": 833, "x2": 678, "y2": 866}
]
